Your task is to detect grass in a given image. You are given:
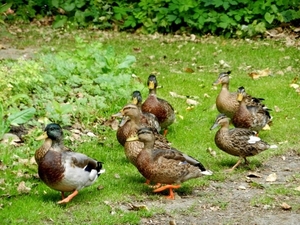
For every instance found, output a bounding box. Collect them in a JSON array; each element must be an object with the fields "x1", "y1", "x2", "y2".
[{"x1": 0, "y1": 24, "x2": 300, "y2": 224}]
